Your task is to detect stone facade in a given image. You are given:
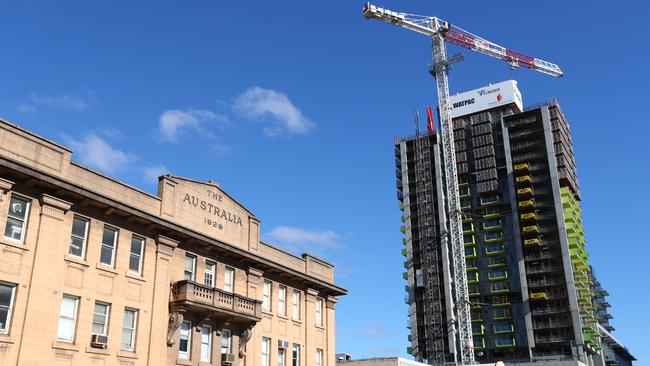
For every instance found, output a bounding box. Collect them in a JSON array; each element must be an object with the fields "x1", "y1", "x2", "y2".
[{"x1": 0, "y1": 119, "x2": 346, "y2": 366}]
